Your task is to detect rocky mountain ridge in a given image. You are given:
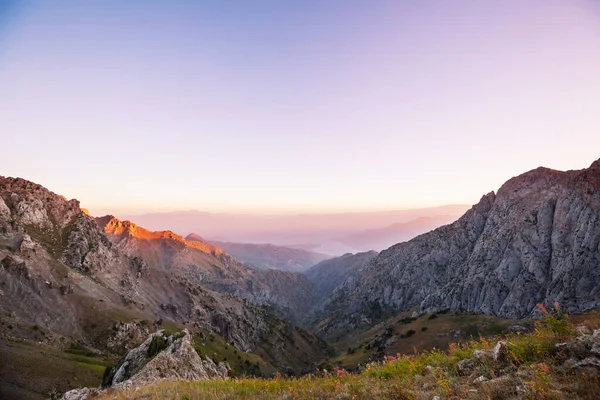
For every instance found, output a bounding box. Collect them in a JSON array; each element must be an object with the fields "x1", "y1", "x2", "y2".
[
  {"x1": 309, "y1": 159, "x2": 600, "y2": 338},
  {"x1": 0, "y1": 176, "x2": 329, "y2": 398},
  {"x1": 95, "y1": 215, "x2": 319, "y2": 324}
]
